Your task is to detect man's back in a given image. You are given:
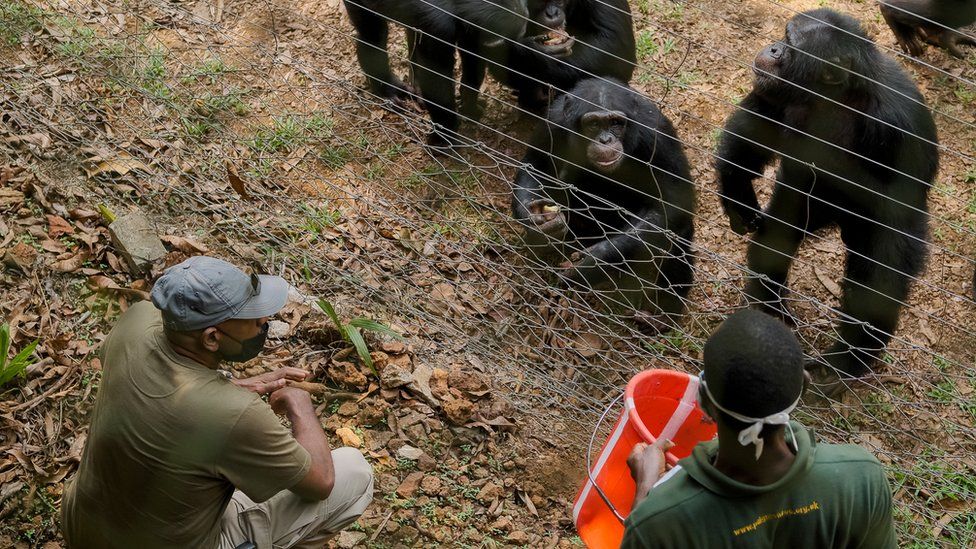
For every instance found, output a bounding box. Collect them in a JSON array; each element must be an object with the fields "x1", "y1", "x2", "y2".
[
  {"x1": 62, "y1": 302, "x2": 309, "y2": 548},
  {"x1": 622, "y1": 424, "x2": 896, "y2": 549}
]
